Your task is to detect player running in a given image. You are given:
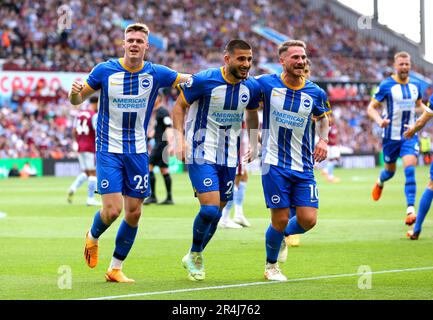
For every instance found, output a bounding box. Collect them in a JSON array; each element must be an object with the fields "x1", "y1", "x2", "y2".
[
  {"x1": 173, "y1": 39, "x2": 261, "y2": 281},
  {"x1": 367, "y1": 51, "x2": 426, "y2": 227},
  {"x1": 69, "y1": 23, "x2": 189, "y2": 283},
  {"x1": 256, "y1": 40, "x2": 329, "y2": 281}
]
